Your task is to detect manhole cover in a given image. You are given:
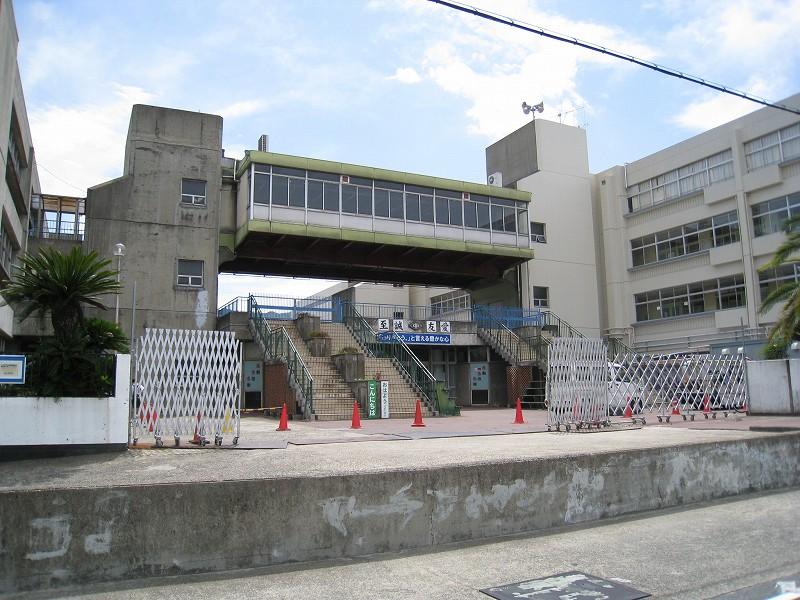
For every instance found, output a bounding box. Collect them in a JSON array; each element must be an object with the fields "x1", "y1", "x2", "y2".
[{"x1": 480, "y1": 571, "x2": 650, "y2": 600}]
